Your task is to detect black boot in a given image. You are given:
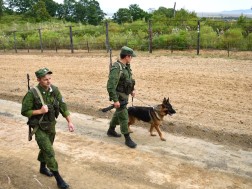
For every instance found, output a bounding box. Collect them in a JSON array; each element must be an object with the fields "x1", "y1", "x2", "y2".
[
  {"x1": 124, "y1": 134, "x2": 137, "y2": 148},
  {"x1": 52, "y1": 171, "x2": 69, "y2": 189},
  {"x1": 40, "y1": 162, "x2": 53, "y2": 177},
  {"x1": 107, "y1": 127, "x2": 121, "y2": 137}
]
